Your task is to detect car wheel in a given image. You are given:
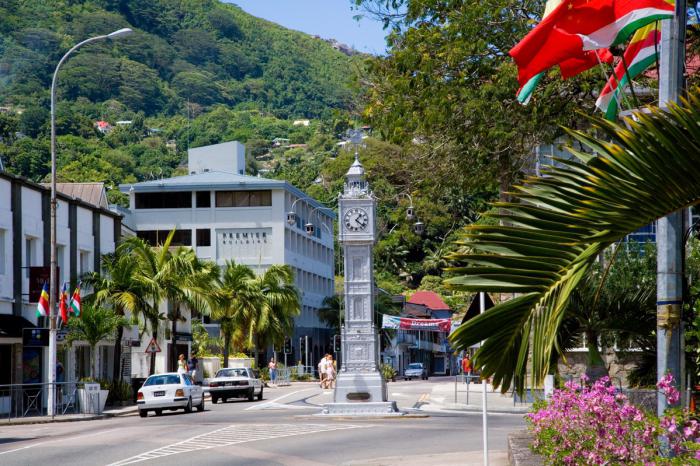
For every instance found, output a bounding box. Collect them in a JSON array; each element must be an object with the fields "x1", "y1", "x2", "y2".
[
  {"x1": 211, "y1": 396, "x2": 218, "y2": 404},
  {"x1": 247, "y1": 388, "x2": 255, "y2": 401},
  {"x1": 197, "y1": 396, "x2": 205, "y2": 412},
  {"x1": 223, "y1": 398, "x2": 227, "y2": 403},
  {"x1": 155, "y1": 409, "x2": 162, "y2": 416},
  {"x1": 184, "y1": 397, "x2": 193, "y2": 413},
  {"x1": 257, "y1": 386, "x2": 263, "y2": 401},
  {"x1": 139, "y1": 409, "x2": 147, "y2": 418}
]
